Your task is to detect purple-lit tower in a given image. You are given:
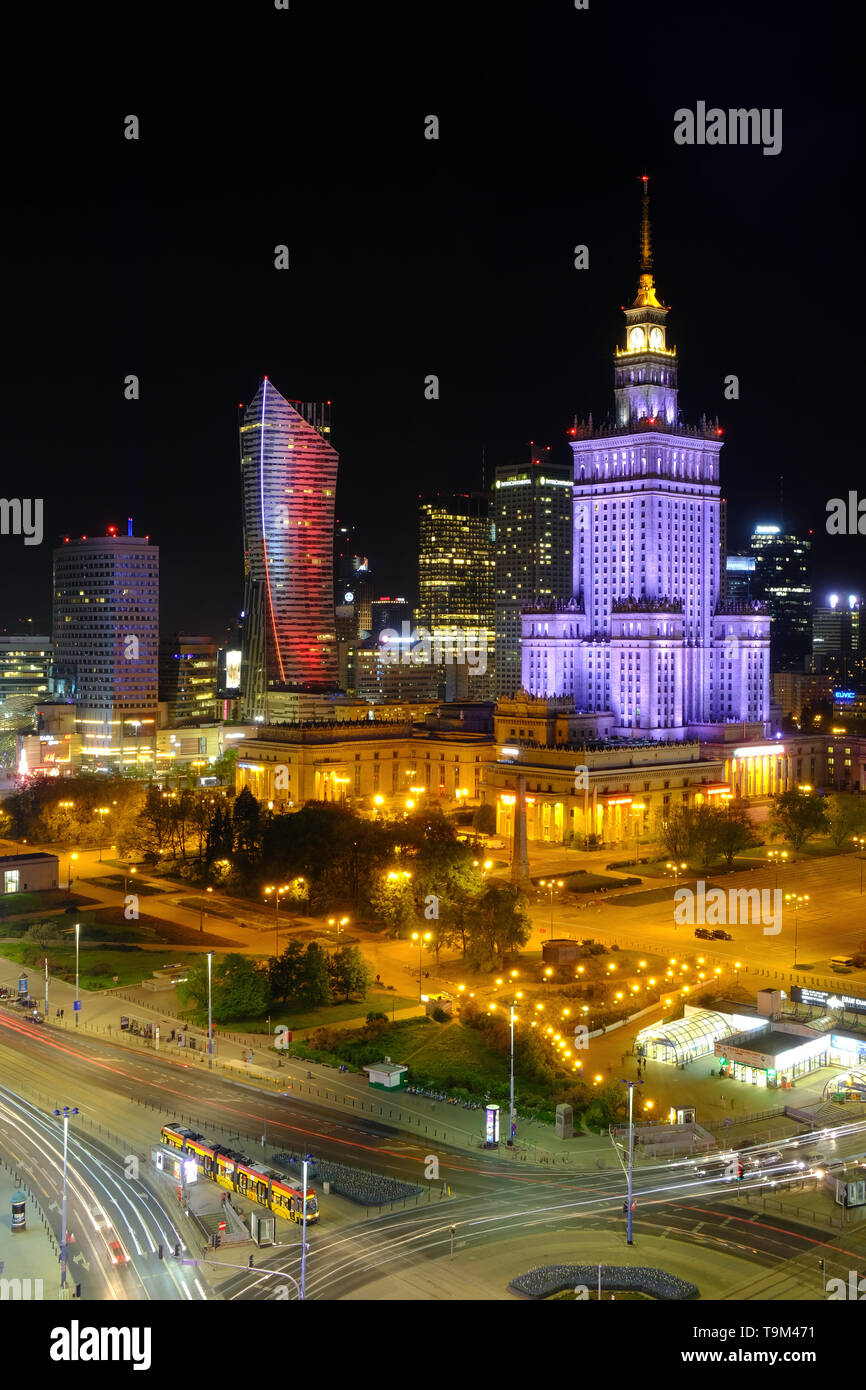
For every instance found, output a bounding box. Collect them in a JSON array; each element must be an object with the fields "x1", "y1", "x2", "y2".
[
  {"x1": 239, "y1": 378, "x2": 339, "y2": 719},
  {"x1": 520, "y1": 179, "x2": 770, "y2": 738}
]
